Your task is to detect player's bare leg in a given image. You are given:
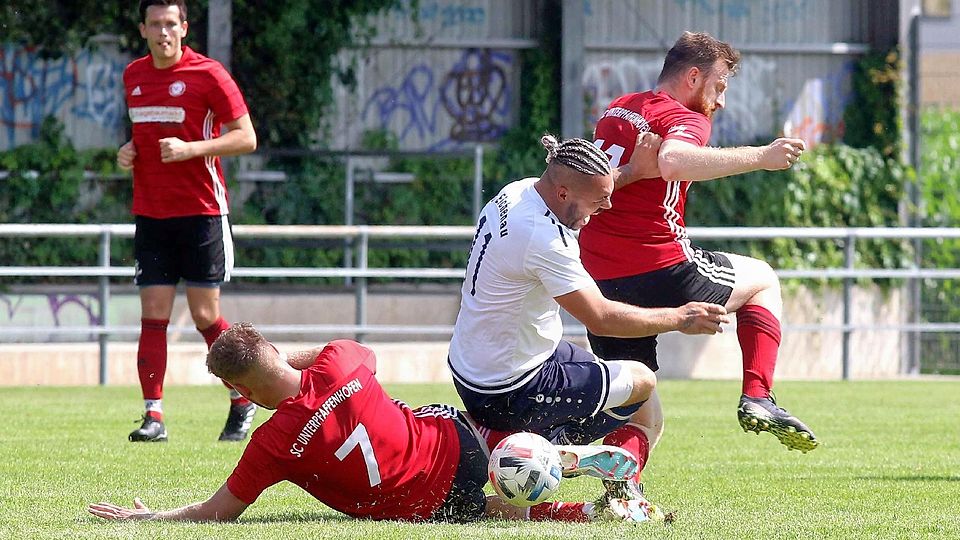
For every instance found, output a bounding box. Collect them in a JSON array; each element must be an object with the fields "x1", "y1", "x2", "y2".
[{"x1": 187, "y1": 286, "x2": 256, "y2": 441}]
